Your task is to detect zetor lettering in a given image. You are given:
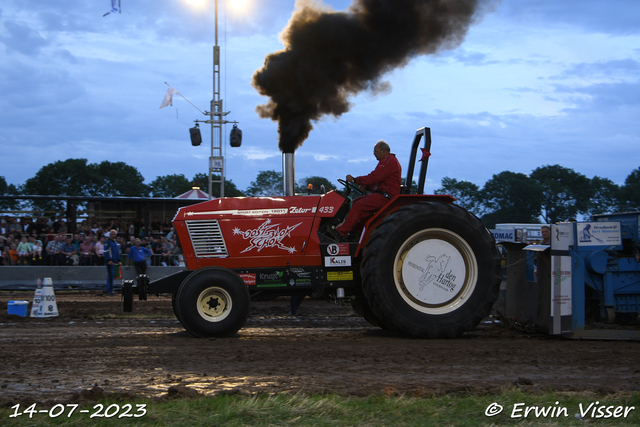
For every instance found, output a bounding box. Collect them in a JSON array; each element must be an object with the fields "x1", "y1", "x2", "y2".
[{"x1": 289, "y1": 207, "x2": 312, "y2": 214}]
